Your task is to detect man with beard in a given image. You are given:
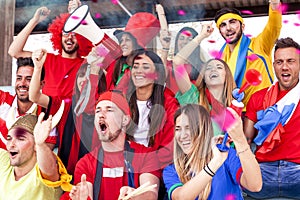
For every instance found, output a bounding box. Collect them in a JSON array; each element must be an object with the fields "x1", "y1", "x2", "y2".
[
  {"x1": 0, "y1": 57, "x2": 57, "y2": 150},
  {"x1": 8, "y1": 0, "x2": 93, "y2": 98},
  {"x1": 244, "y1": 37, "x2": 300, "y2": 199},
  {"x1": 214, "y1": 0, "x2": 282, "y2": 107},
  {"x1": 60, "y1": 91, "x2": 160, "y2": 200}
]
